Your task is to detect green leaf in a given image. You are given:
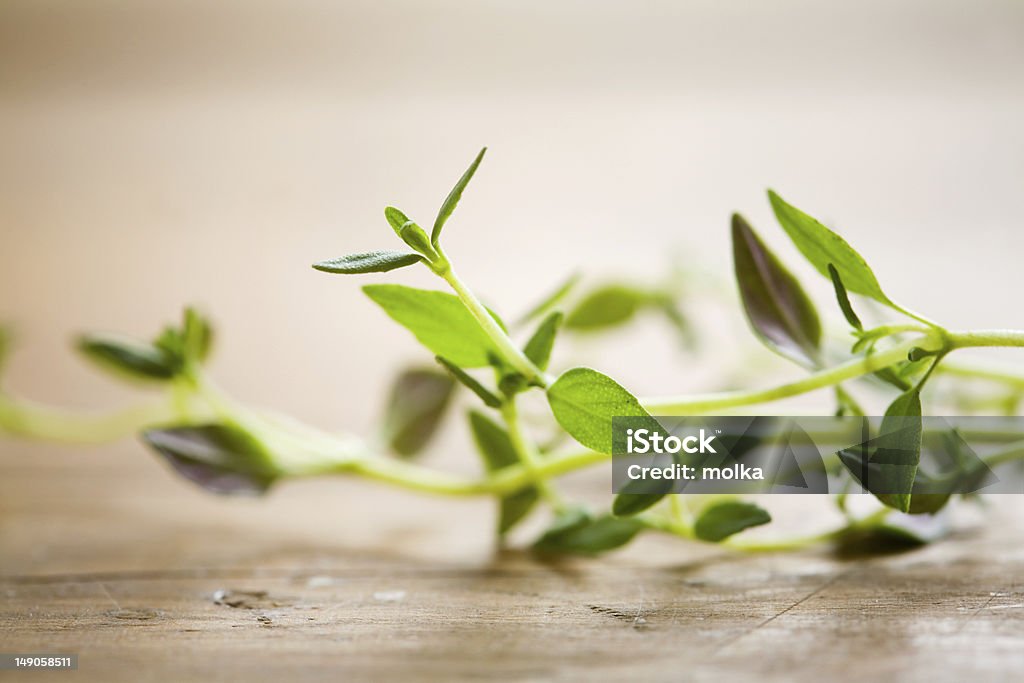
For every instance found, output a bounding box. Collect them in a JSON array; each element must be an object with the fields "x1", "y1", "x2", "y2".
[
  {"x1": 78, "y1": 335, "x2": 179, "y2": 381},
  {"x1": 142, "y1": 423, "x2": 279, "y2": 495},
  {"x1": 533, "y1": 508, "x2": 644, "y2": 555},
  {"x1": 523, "y1": 312, "x2": 563, "y2": 372},
  {"x1": 874, "y1": 390, "x2": 923, "y2": 512},
  {"x1": 182, "y1": 307, "x2": 214, "y2": 364},
  {"x1": 546, "y1": 367, "x2": 662, "y2": 455},
  {"x1": 363, "y1": 284, "x2": 499, "y2": 367},
  {"x1": 435, "y1": 356, "x2": 502, "y2": 409},
  {"x1": 838, "y1": 390, "x2": 922, "y2": 513},
  {"x1": 398, "y1": 222, "x2": 439, "y2": 260},
  {"x1": 693, "y1": 501, "x2": 772, "y2": 542},
  {"x1": 313, "y1": 251, "x2": 424, "y2": 275},
  {"x1": 611, "y1": 480, "x2": 672, "y2": 517},
  {"x1": 731, "y1": 213, "x2": 822, "y2": 366},
  {"x1": 564, "y1": 284, "x2": 647, "y2": 331},
  {"x1": 432, "y1": 147, "x2": 486, "y2": 246},
  {"x1": 516, "y1": 273, "x2": 580, "y2": 326},
  {"x1": 834, "y1": 515, "x2": 947, "y2": 554},
  {"x1": 827, "y1": 264, "x2": 863, "y2": 331},
  {"x1": 0, "y1": 325, "x2": 12, "y2": 375},
  {"x1": 384, "y1": 206, "x2": 412, "y2": 237},
  {"x1": 467, "y1": 411, "x2": 539, "y2": 535},
  {"x1": 768, "y1": 190, "x2": 894, "y2": 309},
  {"x1": 382, "y1": 368, "x2": 456, "y2": 457}
]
